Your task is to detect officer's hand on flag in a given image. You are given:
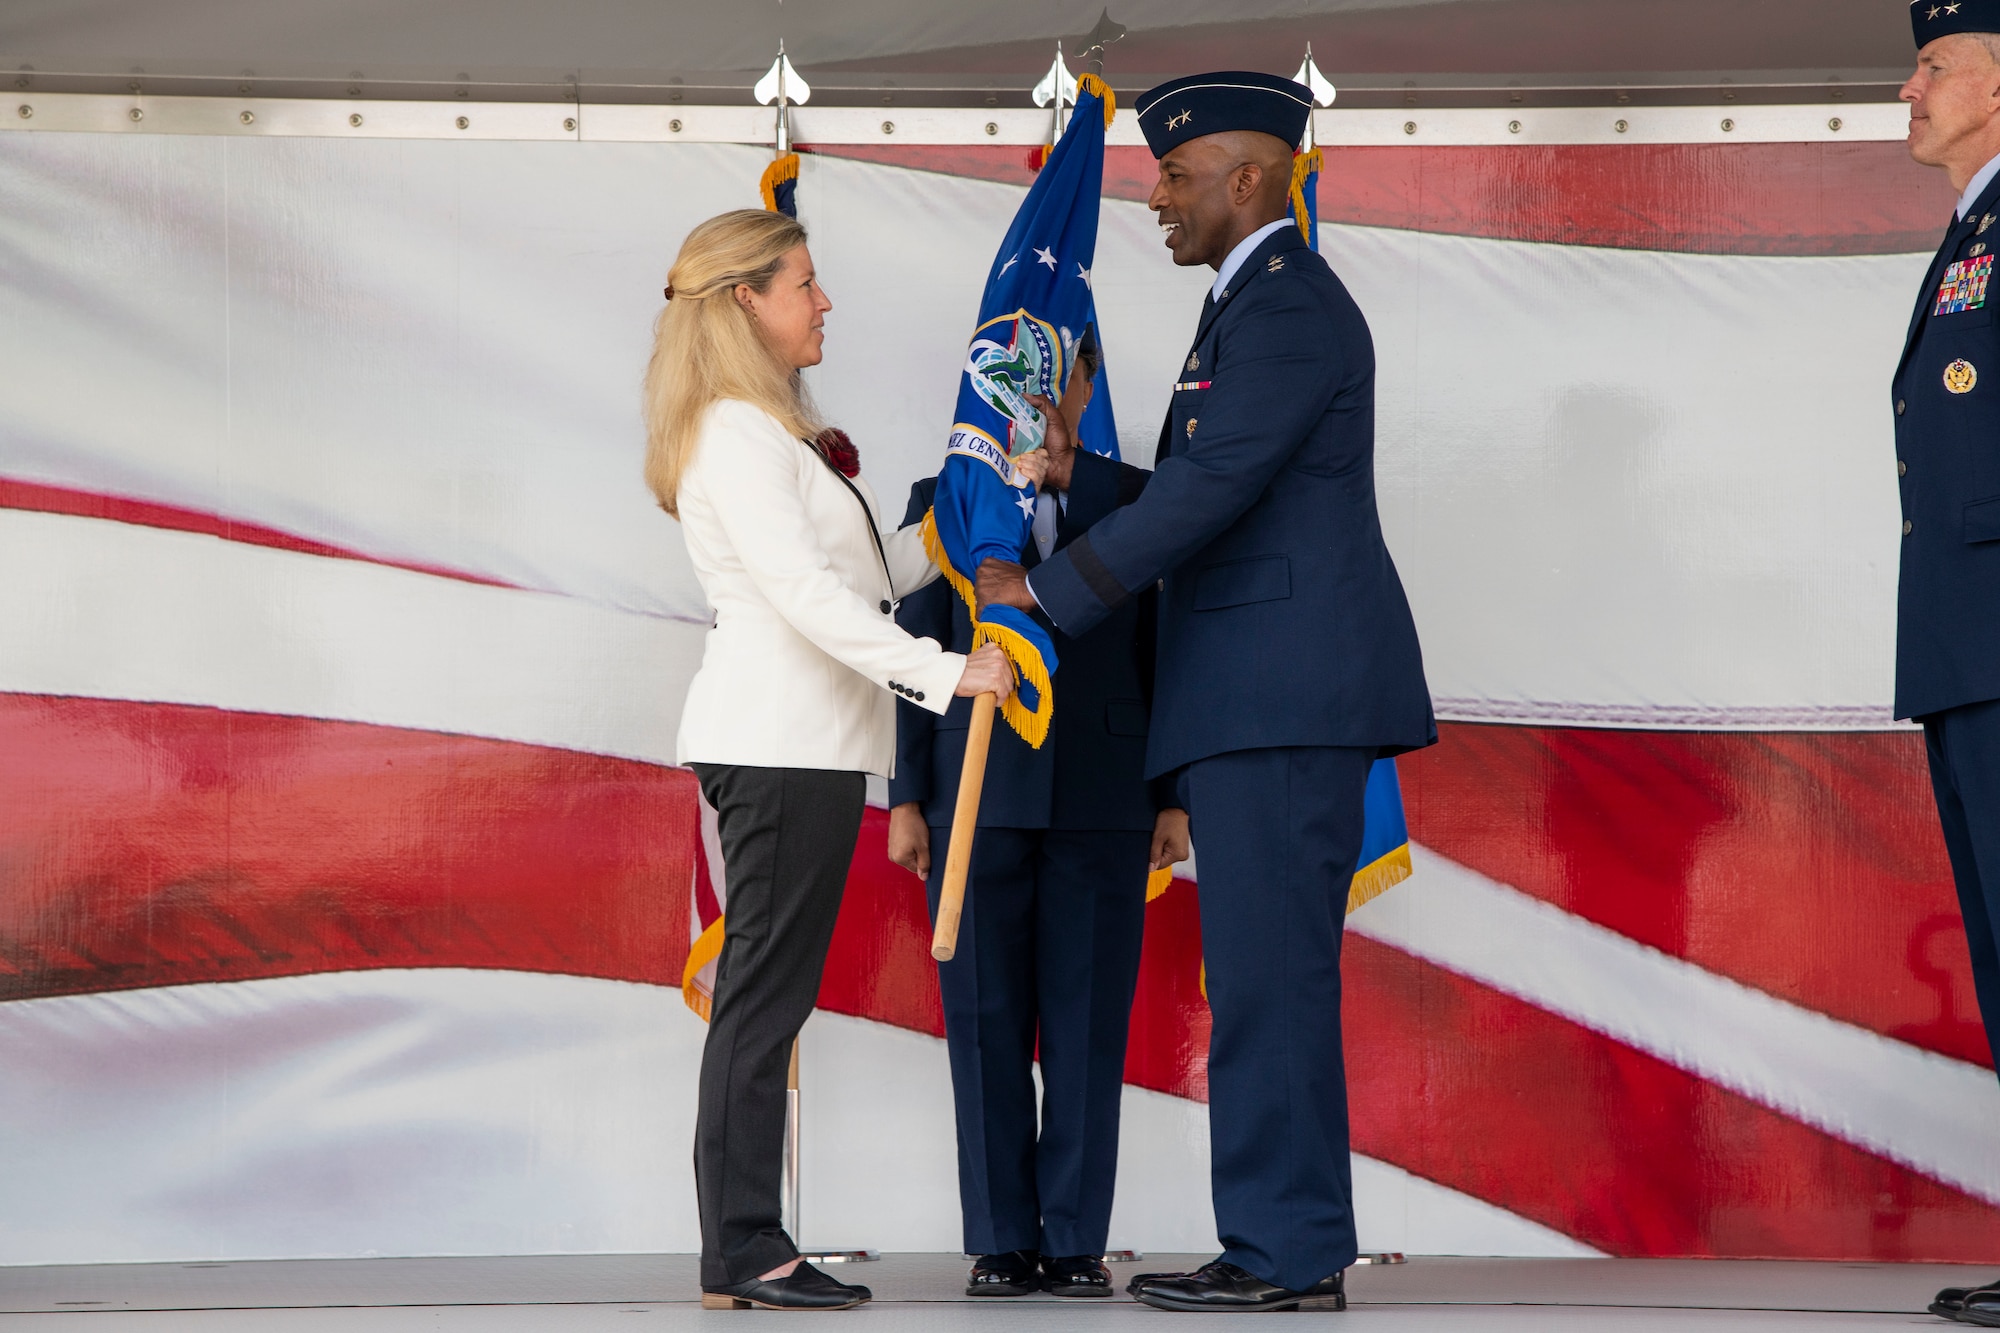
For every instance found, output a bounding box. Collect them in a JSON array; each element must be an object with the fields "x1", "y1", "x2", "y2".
[
  {"x1": 1022, "y1": 392, "x2": 1077, "y2": 493},
  {"x1": 955, "y1": 643, "x2": 1018, "y2": 700},
  {"x1": 976, "y1": 559, "x2": 1037, "y2": 616}
]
